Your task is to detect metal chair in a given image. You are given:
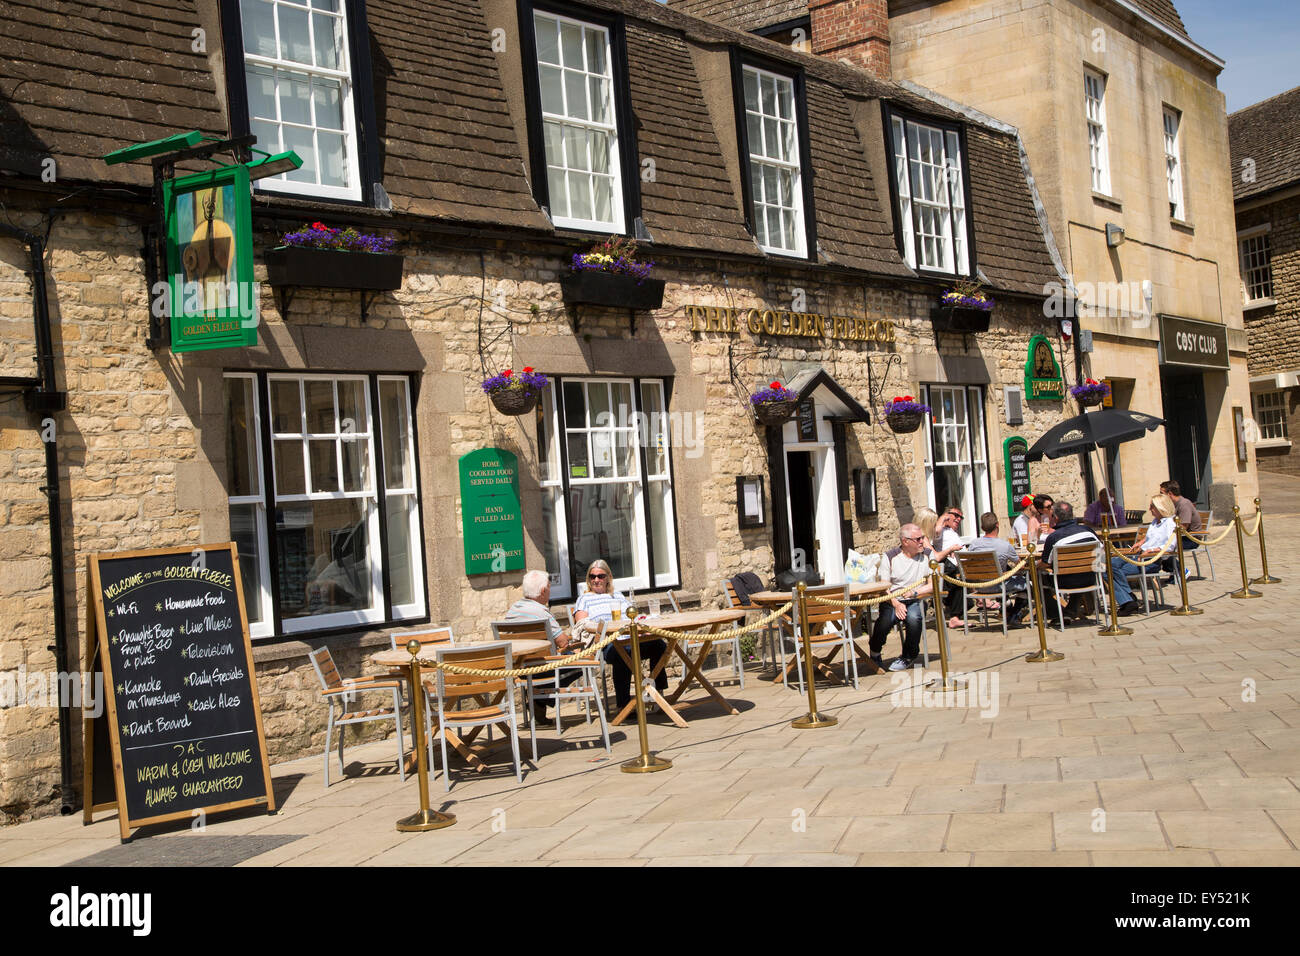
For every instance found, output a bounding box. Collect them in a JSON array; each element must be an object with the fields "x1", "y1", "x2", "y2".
[
  {"x1": 1124, "y1": 554, "x2": 1167, "y2": 614},
  {"x1": 308, "y1": 646, "x2": 406, "y2": 788},
  {"x1": 1186, "y1": 510, "x2": 1216, "y2": 581},
  {"x1": 956, "y1": 550, "x2": 1017, "y2": 637},
  {"x1": 497, "y1": 619, "x2": 611, "y2": 760},
  {"x1": 683, "y1": 589, "x2": 745, "y2": 688},
  {"x1": 1045, "y1": 542, "x2": 1107, "y2": 631},
  {"x1": 780, "y1": 583, "x2": 859, "y2": 691},
  {"x1": 725, "y1": 578, "x2": 776, "y2": 670},
  {"x1": 431, "y1": 642, "x2": 523, "y2": 791}
]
